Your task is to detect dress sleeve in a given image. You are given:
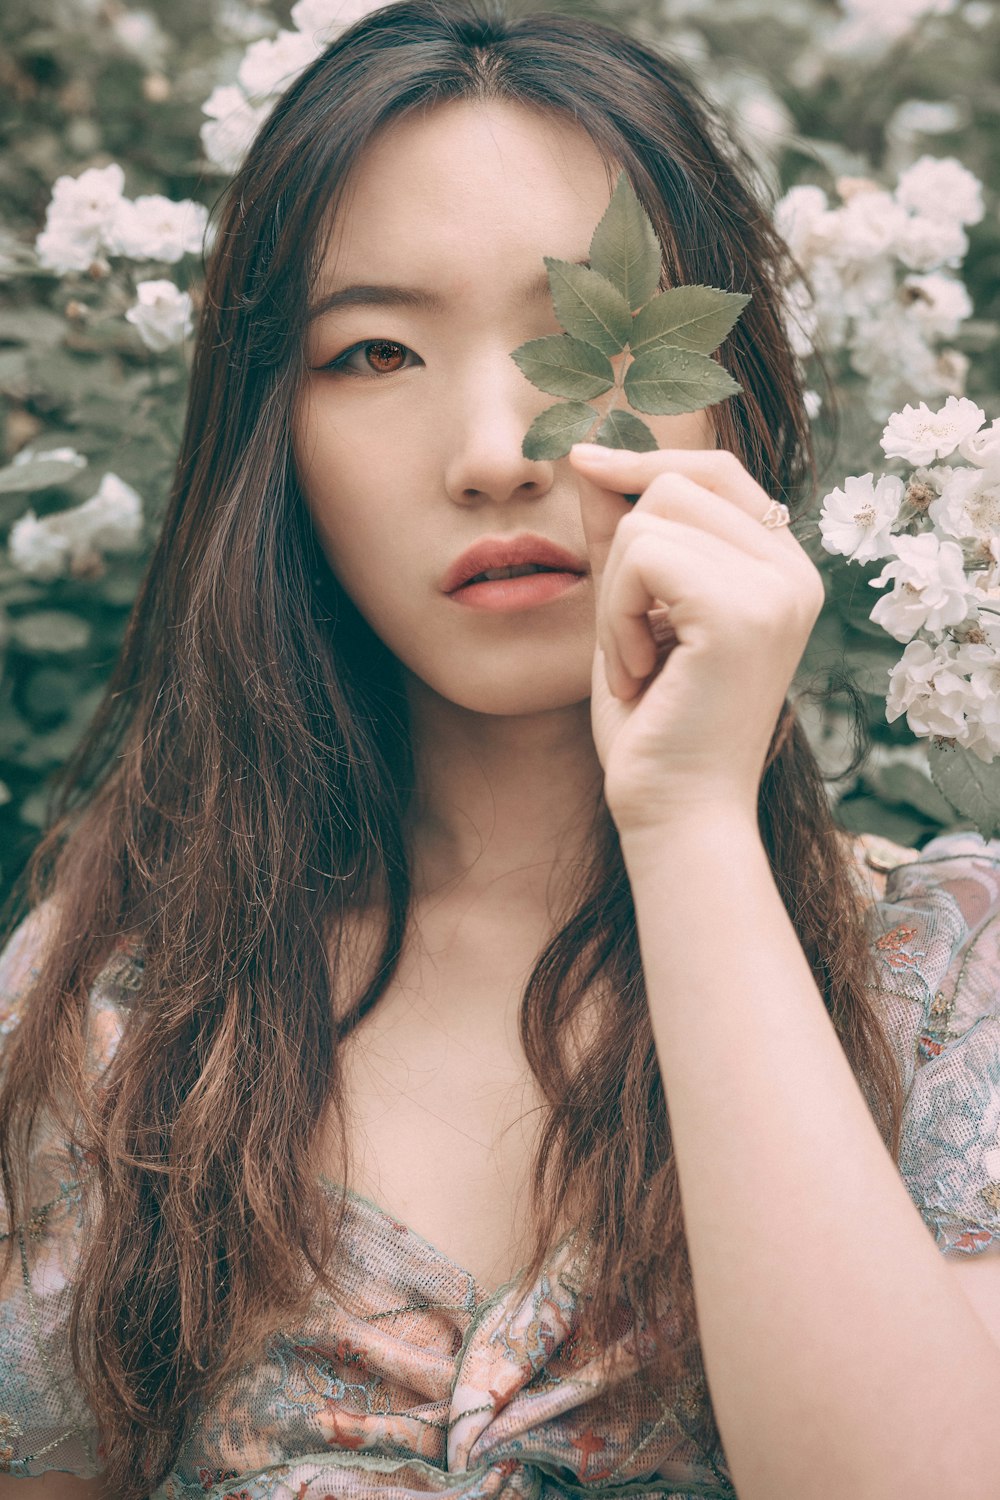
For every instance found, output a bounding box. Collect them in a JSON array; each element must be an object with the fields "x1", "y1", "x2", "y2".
[
  {"x1": 0, "y1": 905, "x2": 130, "y2": 1480},
  {"x1": 862, "y1": 830, "x2": 1000, "y2": 1258}
]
